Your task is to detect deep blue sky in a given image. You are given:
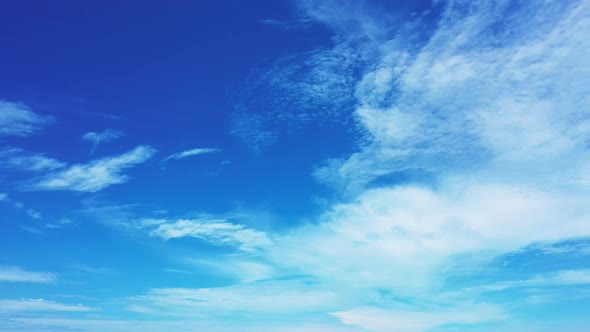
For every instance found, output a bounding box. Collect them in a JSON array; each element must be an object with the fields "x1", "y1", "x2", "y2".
[{"x1": 1, "y1": 1, "x2": 590, "y2": 331}]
